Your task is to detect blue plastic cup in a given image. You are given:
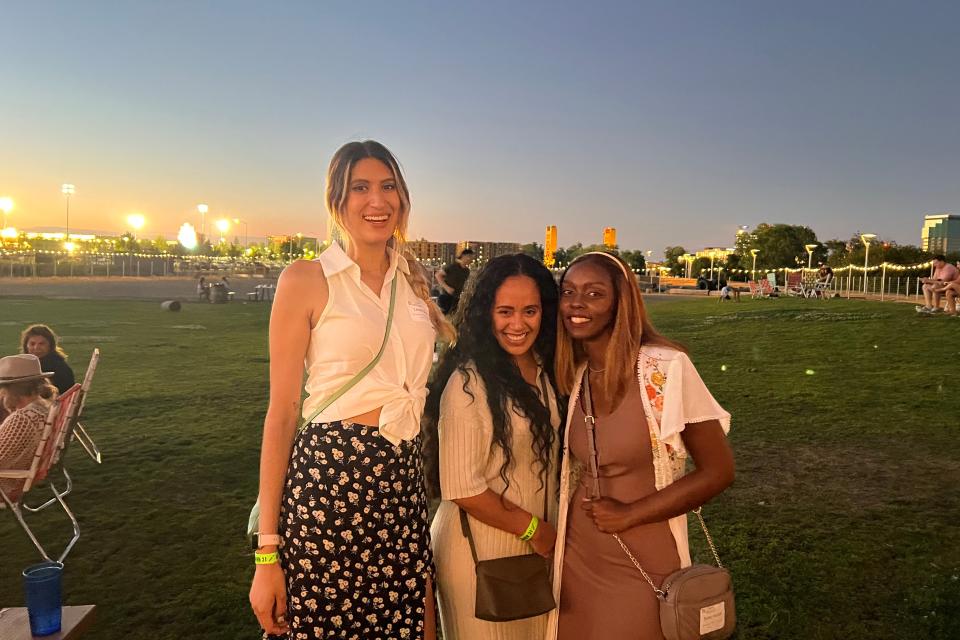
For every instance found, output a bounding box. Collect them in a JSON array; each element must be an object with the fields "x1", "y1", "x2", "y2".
[{"x1": 22, "y1": 561, "x2": 63, "y2": 636}]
